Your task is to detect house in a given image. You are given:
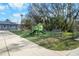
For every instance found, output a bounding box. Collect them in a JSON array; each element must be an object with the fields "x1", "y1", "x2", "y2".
[{"x1": 0, "y1": 19, "x2": 18, "y2": 30}]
